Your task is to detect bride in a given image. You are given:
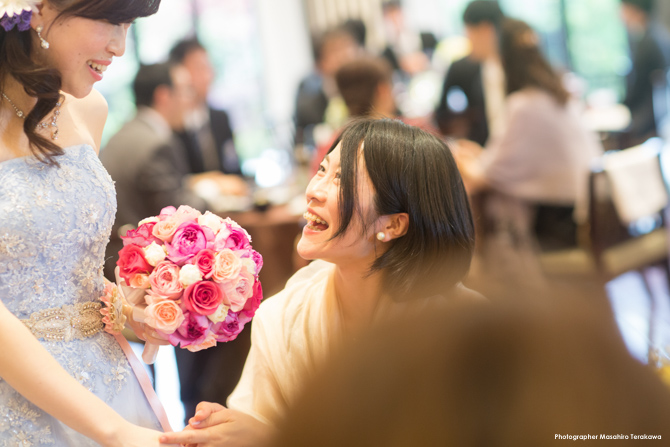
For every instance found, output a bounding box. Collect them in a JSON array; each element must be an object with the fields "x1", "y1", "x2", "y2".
[{"x1": 0, "y1": 0, "x2": 178, "y2": 445}]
